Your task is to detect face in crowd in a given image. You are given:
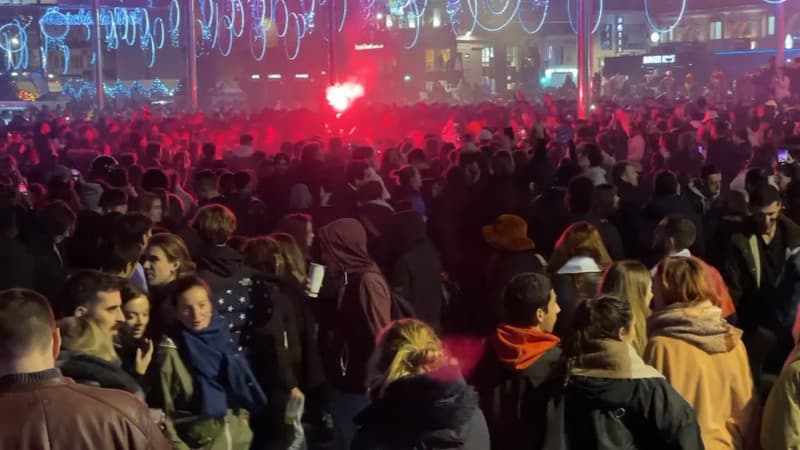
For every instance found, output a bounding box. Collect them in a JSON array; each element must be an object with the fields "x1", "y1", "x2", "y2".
[
  {"x1": 123, "y1": 295, "x2": 150, "y2": 340},
  {"x1": 176, "y1": 286, "x2": 213, "y2": 332},
  {"x1": 142, "y1": 245, "x2": 180, "y2": 287}
]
